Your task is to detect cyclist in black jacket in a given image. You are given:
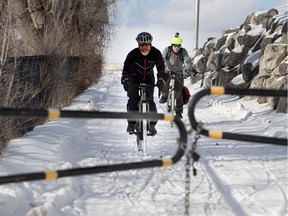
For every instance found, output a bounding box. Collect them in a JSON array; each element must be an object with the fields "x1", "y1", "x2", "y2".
[{"x1": 121, "y1": 32, "x2": 168, "y2": 135}]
